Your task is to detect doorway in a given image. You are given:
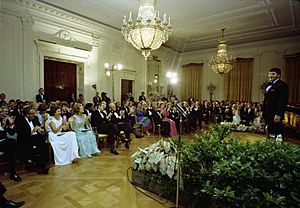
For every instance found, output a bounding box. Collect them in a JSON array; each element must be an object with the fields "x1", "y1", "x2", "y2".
[
  {"x1": 44, "y1": 59, "x2": 77, "y2": 102},
  {"x1": 121, "y1": 79, "x2": 133, "y2": 103}
]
